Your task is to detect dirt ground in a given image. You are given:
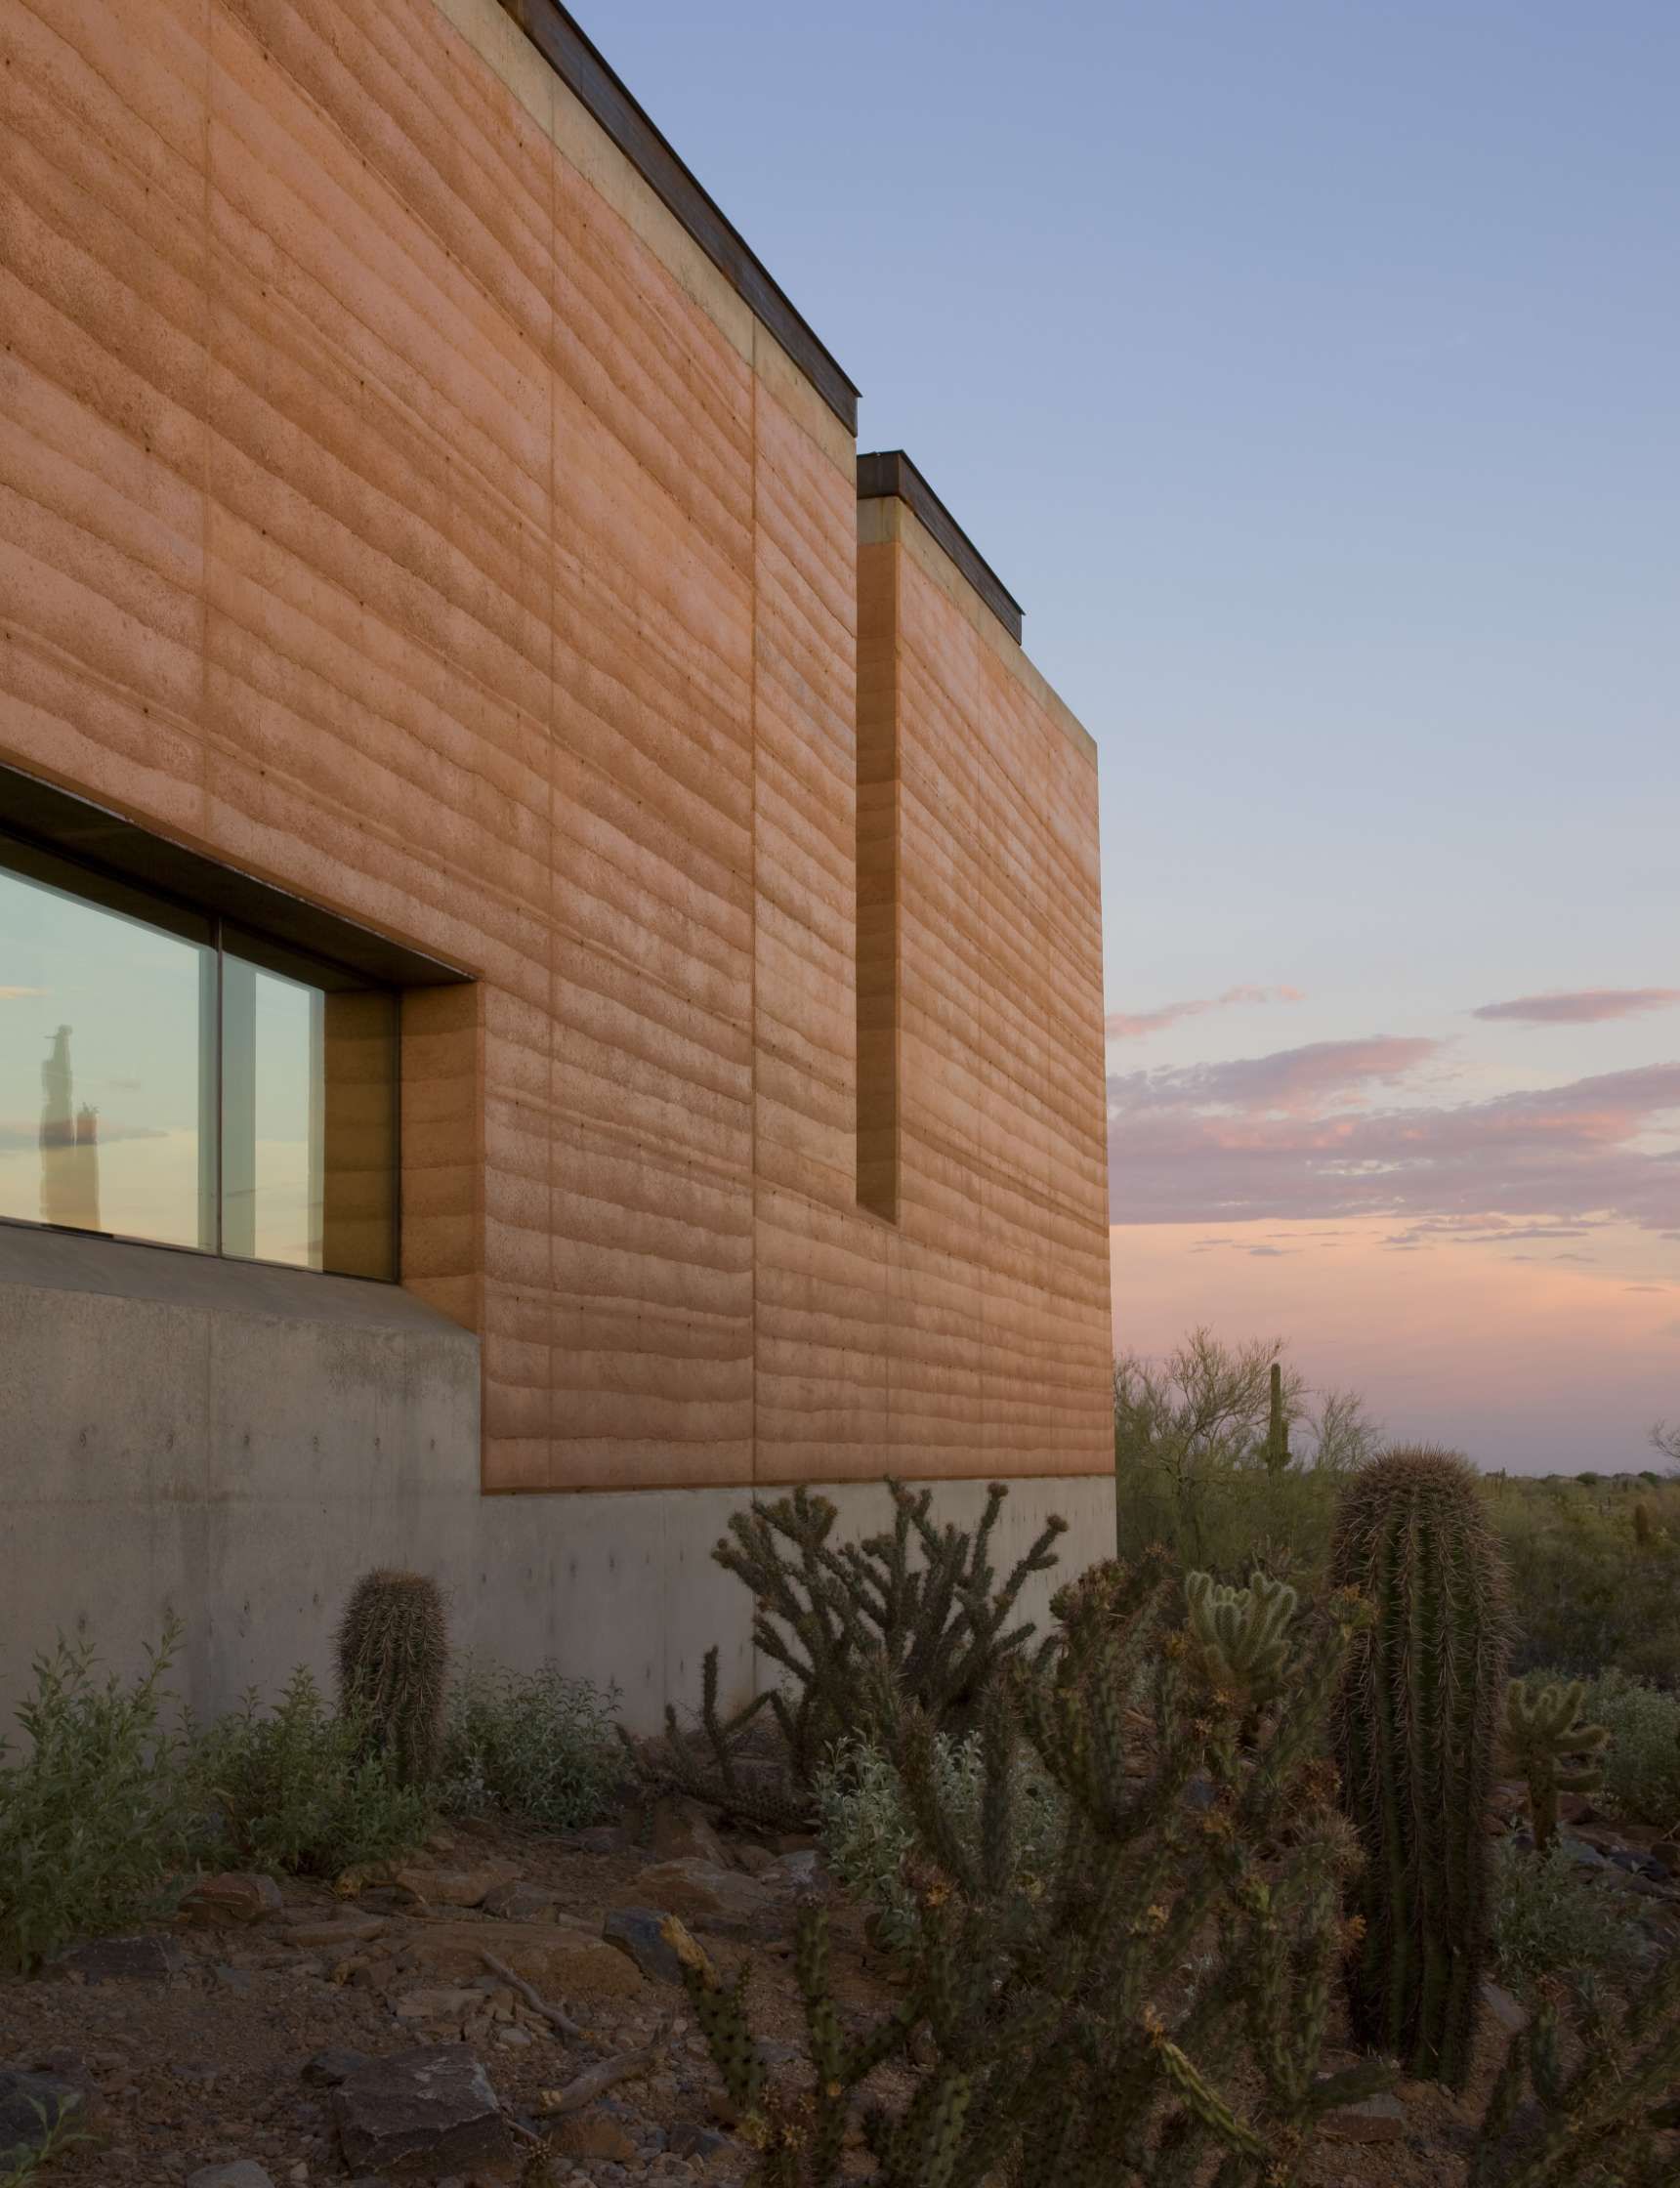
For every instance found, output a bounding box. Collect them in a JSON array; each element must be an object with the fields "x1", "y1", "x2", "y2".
[{"x1": 0, "y1": 1802, "x2": 1672, "y2": 2188}]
